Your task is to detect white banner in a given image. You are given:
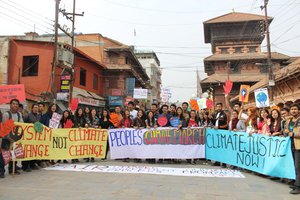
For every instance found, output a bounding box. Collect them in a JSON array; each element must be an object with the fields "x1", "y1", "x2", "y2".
[
  {"x1": 46, "y1": 164, "x2": 245, "y2": 178},
  {"x1": 108, "y1": 128, "x2": 205, "y2": 159}
]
